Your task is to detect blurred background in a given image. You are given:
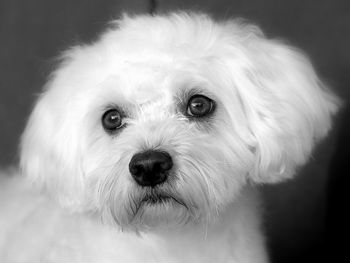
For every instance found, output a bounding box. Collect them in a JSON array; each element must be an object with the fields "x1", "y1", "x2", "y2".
[{"x1": 0, "y1": 0, "x2": 349, "y2": 262}]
